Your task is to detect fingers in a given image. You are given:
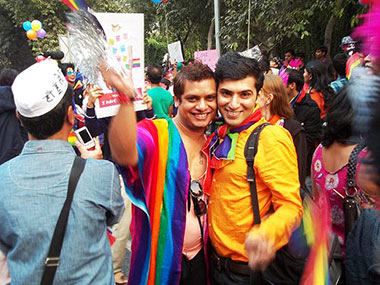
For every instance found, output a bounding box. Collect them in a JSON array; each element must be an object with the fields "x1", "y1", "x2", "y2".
[
  {"x1": 245, "y1": 234, "x2": 275, "y2": 271},
  {"x1": 75, "y1": 139, "x2": 103, "y2": 160},
  {"x1": 75, "y1": 140, "x2": 86, "y2": 155}
]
